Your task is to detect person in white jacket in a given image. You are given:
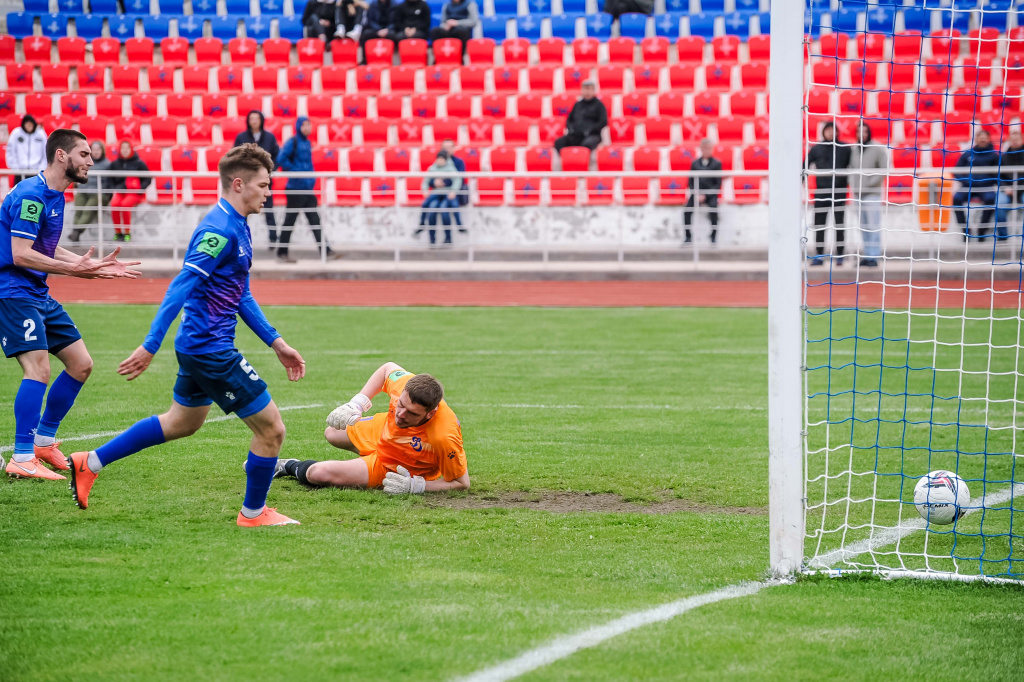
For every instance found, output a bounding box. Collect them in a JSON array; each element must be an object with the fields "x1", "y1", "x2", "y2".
[{"x1": 6, "y1": 115, "x2": 48, "y2": 184}]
